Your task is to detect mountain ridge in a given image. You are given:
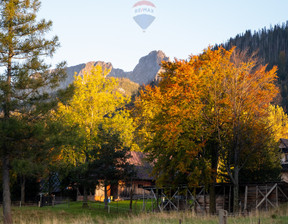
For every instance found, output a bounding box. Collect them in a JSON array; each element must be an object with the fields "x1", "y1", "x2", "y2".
[{"x1": 60, "y1": 50, "x2": 170, "y2": 90}]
